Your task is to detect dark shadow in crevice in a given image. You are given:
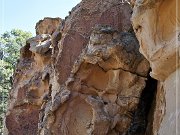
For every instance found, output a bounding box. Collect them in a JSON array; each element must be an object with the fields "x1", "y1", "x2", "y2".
[{"x1": 127, "y1": 71, "x2": 158, "y2": 135}]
